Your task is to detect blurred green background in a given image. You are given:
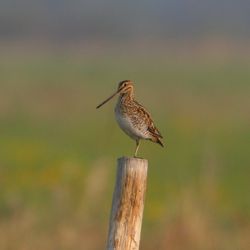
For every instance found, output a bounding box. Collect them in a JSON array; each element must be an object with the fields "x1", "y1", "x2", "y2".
[{"x1": 1, "y1": 1, "x2": 250, "y2": 250}]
